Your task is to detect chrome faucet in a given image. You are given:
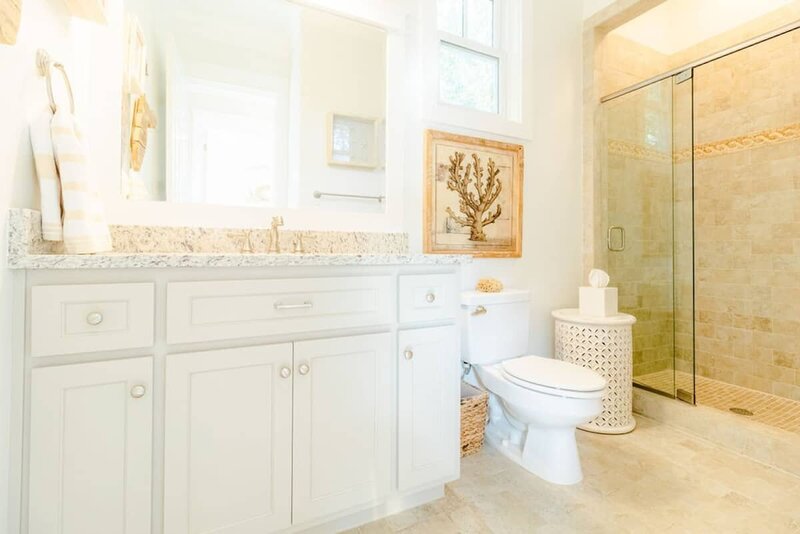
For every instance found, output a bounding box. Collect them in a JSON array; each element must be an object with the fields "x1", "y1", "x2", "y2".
[{"x1": 268, "y1": 216, "x2": 284, "y2": 253}]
